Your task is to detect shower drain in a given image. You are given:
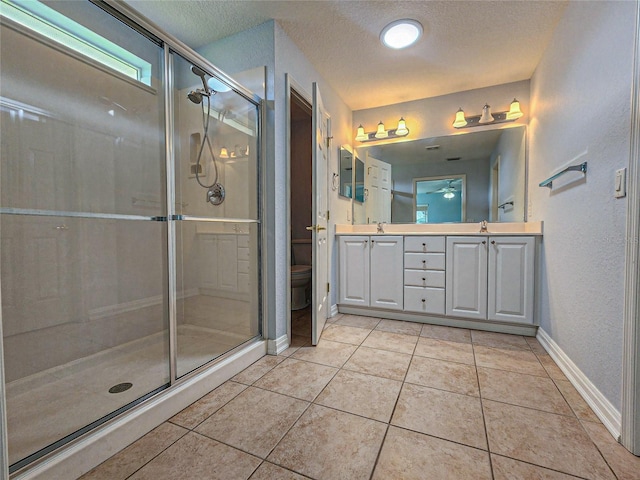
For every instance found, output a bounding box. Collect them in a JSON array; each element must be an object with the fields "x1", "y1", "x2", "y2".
[{"x1": 108, "y1": 382, "x2": 133, "y2": 394}]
